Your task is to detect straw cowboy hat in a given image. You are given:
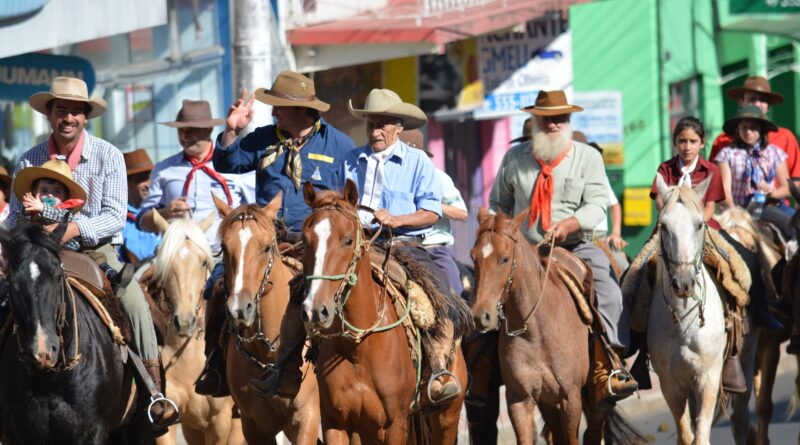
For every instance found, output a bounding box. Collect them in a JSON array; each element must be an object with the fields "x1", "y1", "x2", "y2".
[
  {"x1": 723, "y1": 105, "x2": 778, "y2": 136},
  {"x1": 399, "y1": 129, "x2": 433, "y2": 157},
  {"x1": 124, "y1": 149, "x2": 155, "y2": 177},
  {"x1": 522, "y1": 90, "x2": 583, "y2": 116},
  {"x1": 28, "y1": 77, "x2": 107, "y2": 119},
  {"x1": 159, "y1": 100, "x2": 225, "y2": 128},
  {"x1": 727, "y1": 76, "x2": 784, "y2": 105},
  {"x1": 13, "y1": 160, "x2": 88, "y2": 213},
  {"x1": 349, "y1": 89, "x2": 427, "y2": 130},
  {"x1": 254, "y1": 70, "x2": 330, "y2": 112}
]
